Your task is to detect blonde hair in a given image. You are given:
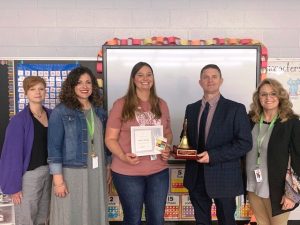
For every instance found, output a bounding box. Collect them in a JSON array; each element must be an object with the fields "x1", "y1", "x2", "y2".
[{"x1": 249, "y1": 78, "x2": 297, "y2": 123}]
